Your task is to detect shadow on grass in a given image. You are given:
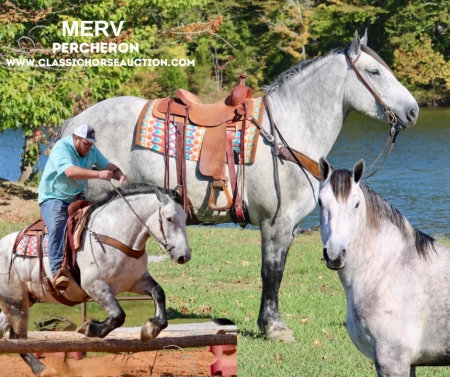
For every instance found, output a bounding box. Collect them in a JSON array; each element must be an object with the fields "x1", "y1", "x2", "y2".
[
  {"x1": 0, "y1": 181, "x2": 38, "y2": 201},
  {"x1": 237, "y1": 329, "x2": 266, "y2": 340}
]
